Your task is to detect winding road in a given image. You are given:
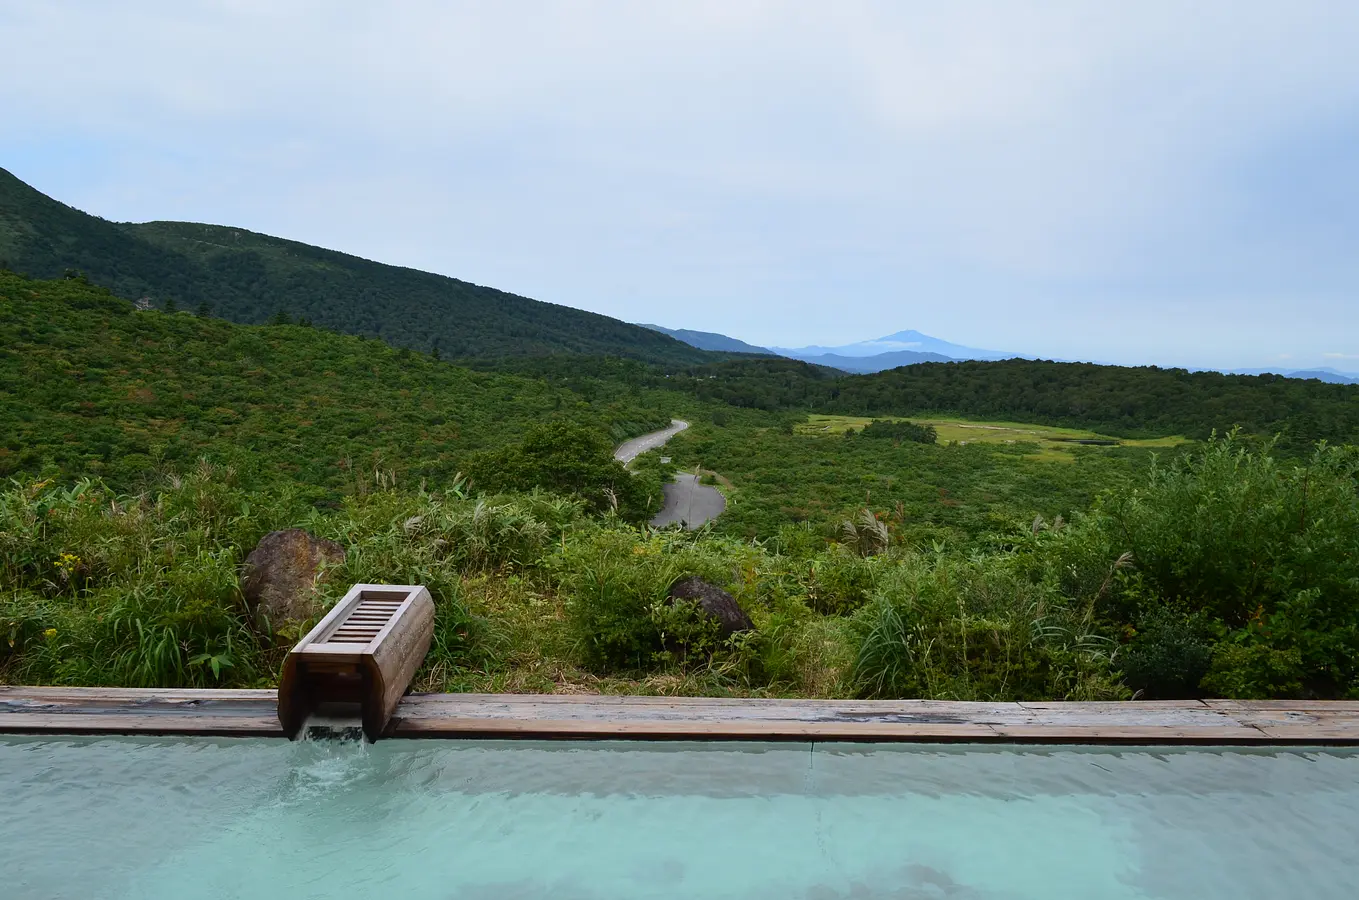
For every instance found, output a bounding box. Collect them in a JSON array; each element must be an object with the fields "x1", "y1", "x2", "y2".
[
  {"x1": 614, "y1": 419, "x2": 726, "y2": 530},
  {"x1": 613, "y1": 419, "x2": 690, "y2": 464},
  {"x1": 649, "y1": 472, "x2": 726, "y2": 530}
]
